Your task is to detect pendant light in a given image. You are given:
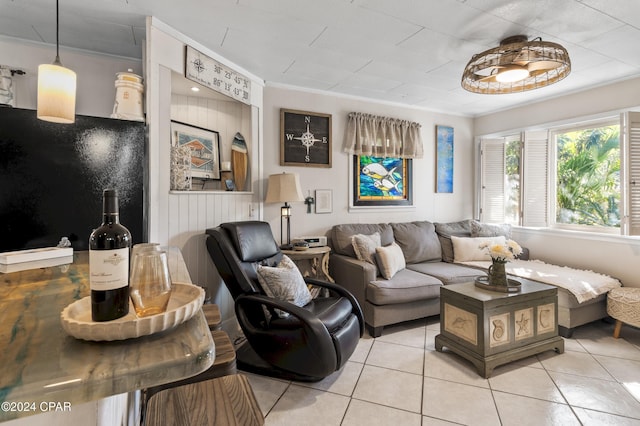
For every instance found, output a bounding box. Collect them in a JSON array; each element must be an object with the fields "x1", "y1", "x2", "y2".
[
  {"x1": 461, "y1": 35, "x2": 571, "y2": 94},
  {"x1": 37, "y1": 0, "x2": 76, "y2": 123}
]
